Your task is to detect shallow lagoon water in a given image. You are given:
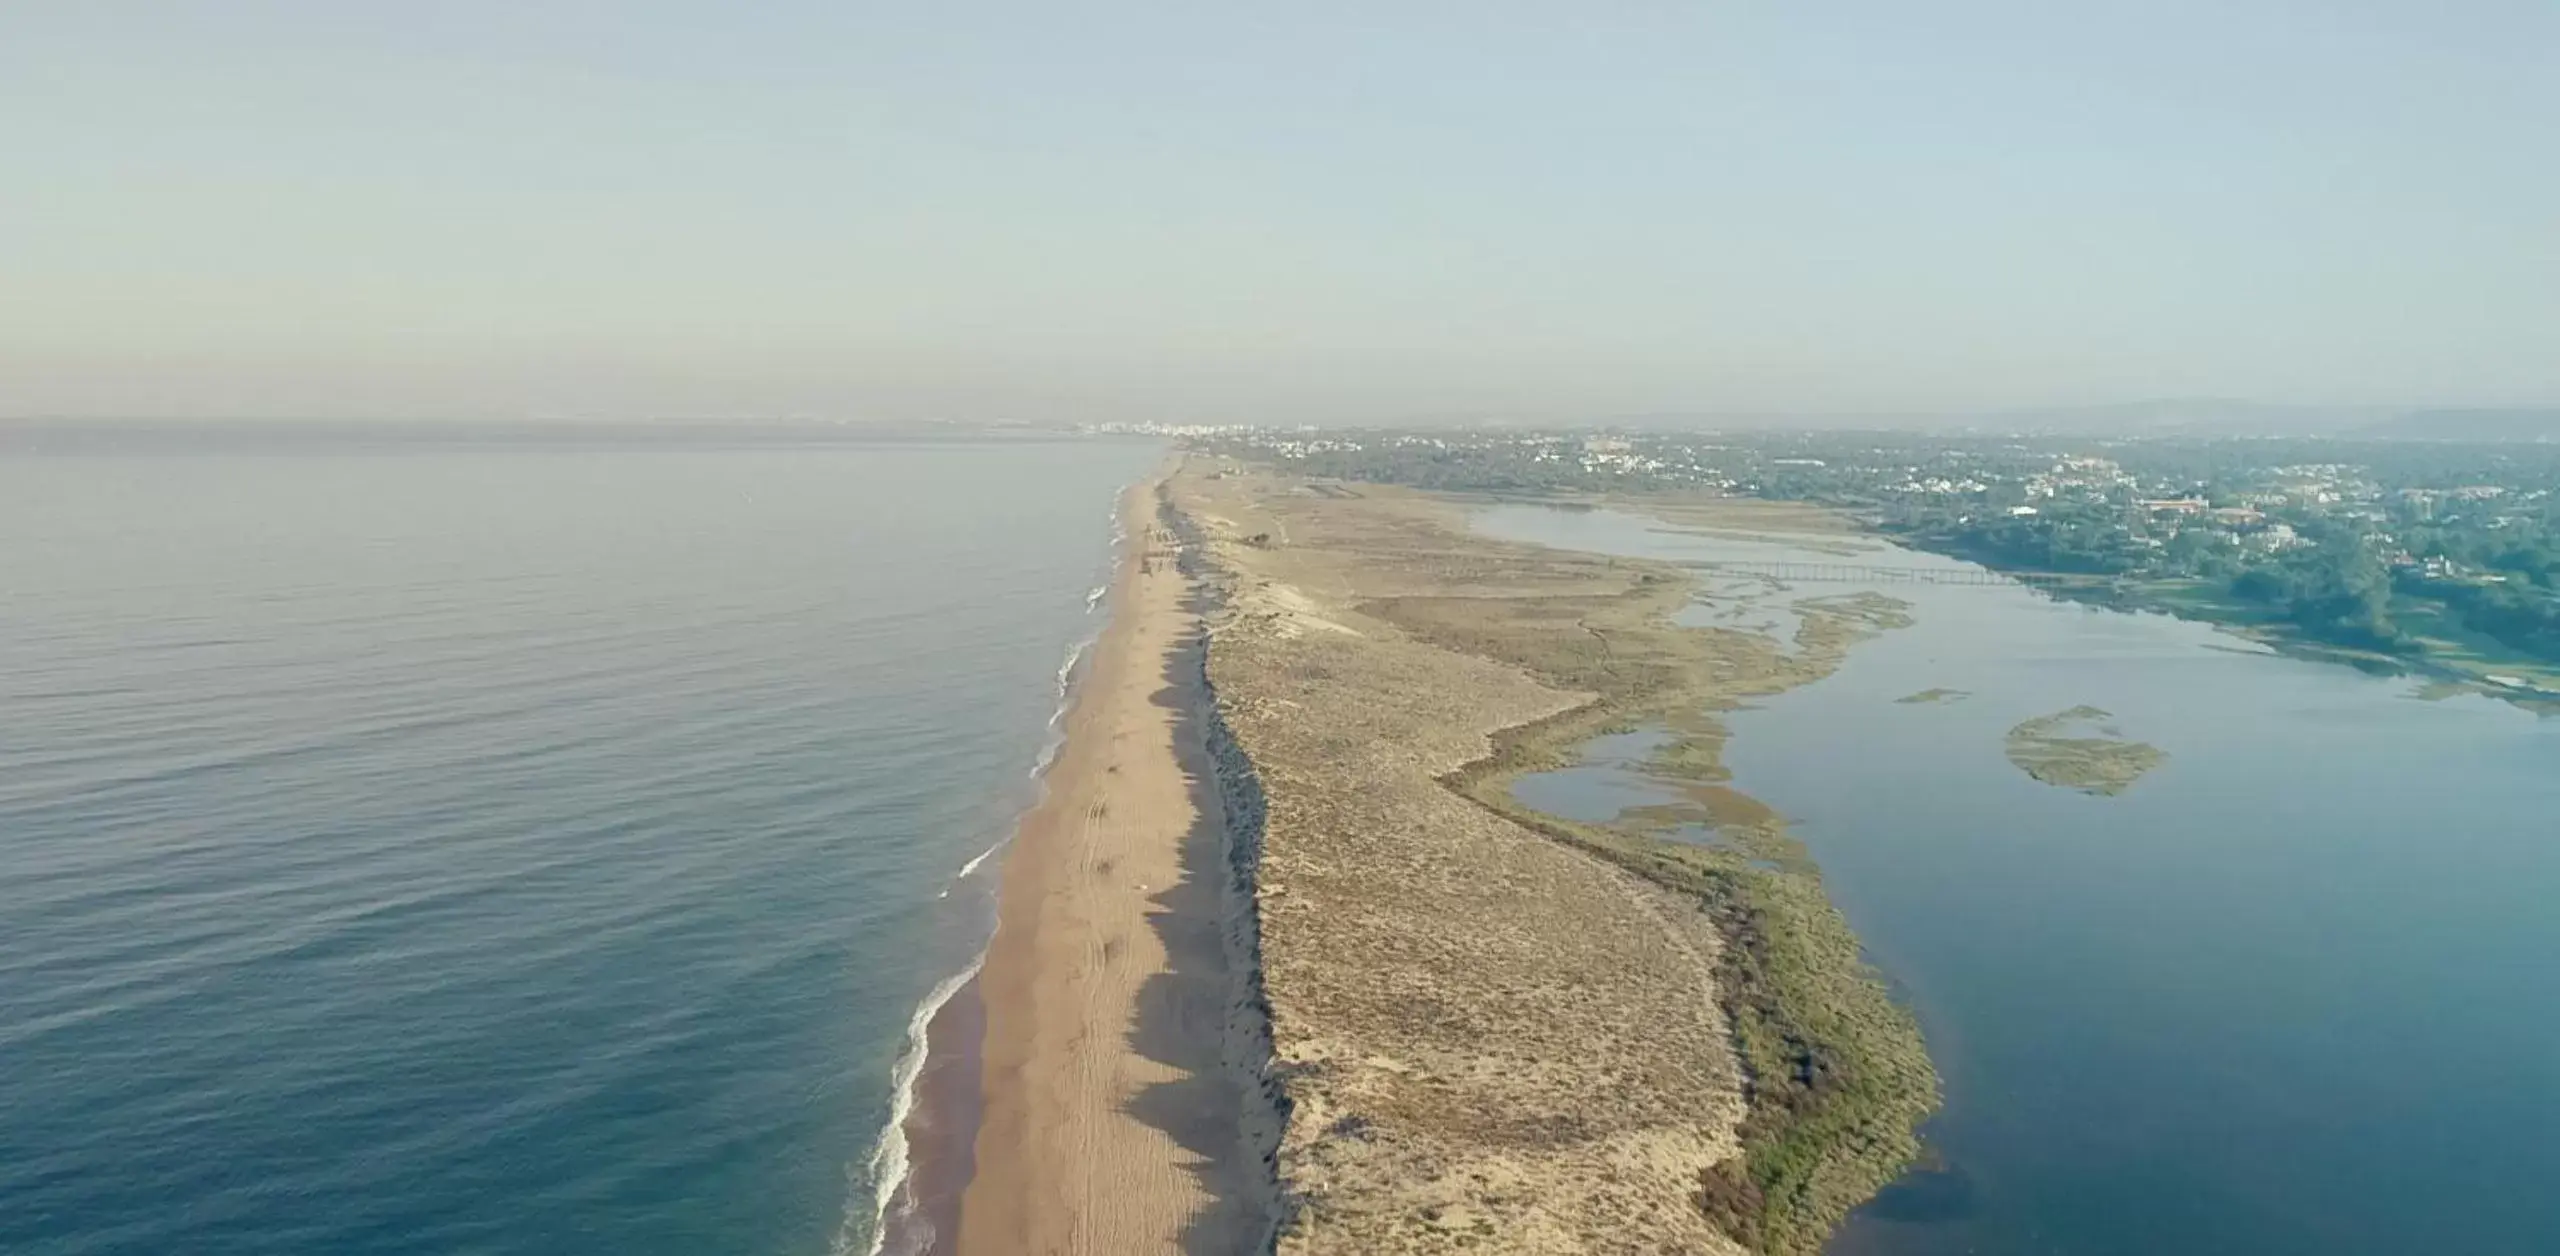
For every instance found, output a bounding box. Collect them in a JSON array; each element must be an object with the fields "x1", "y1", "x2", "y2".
[
  {"x1": 1480, "y1": 503, "x2": 2560, "y2": 1256},
  {"x1": 1507, "y1": 728, "x2": 1680, "y2": 823}
]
